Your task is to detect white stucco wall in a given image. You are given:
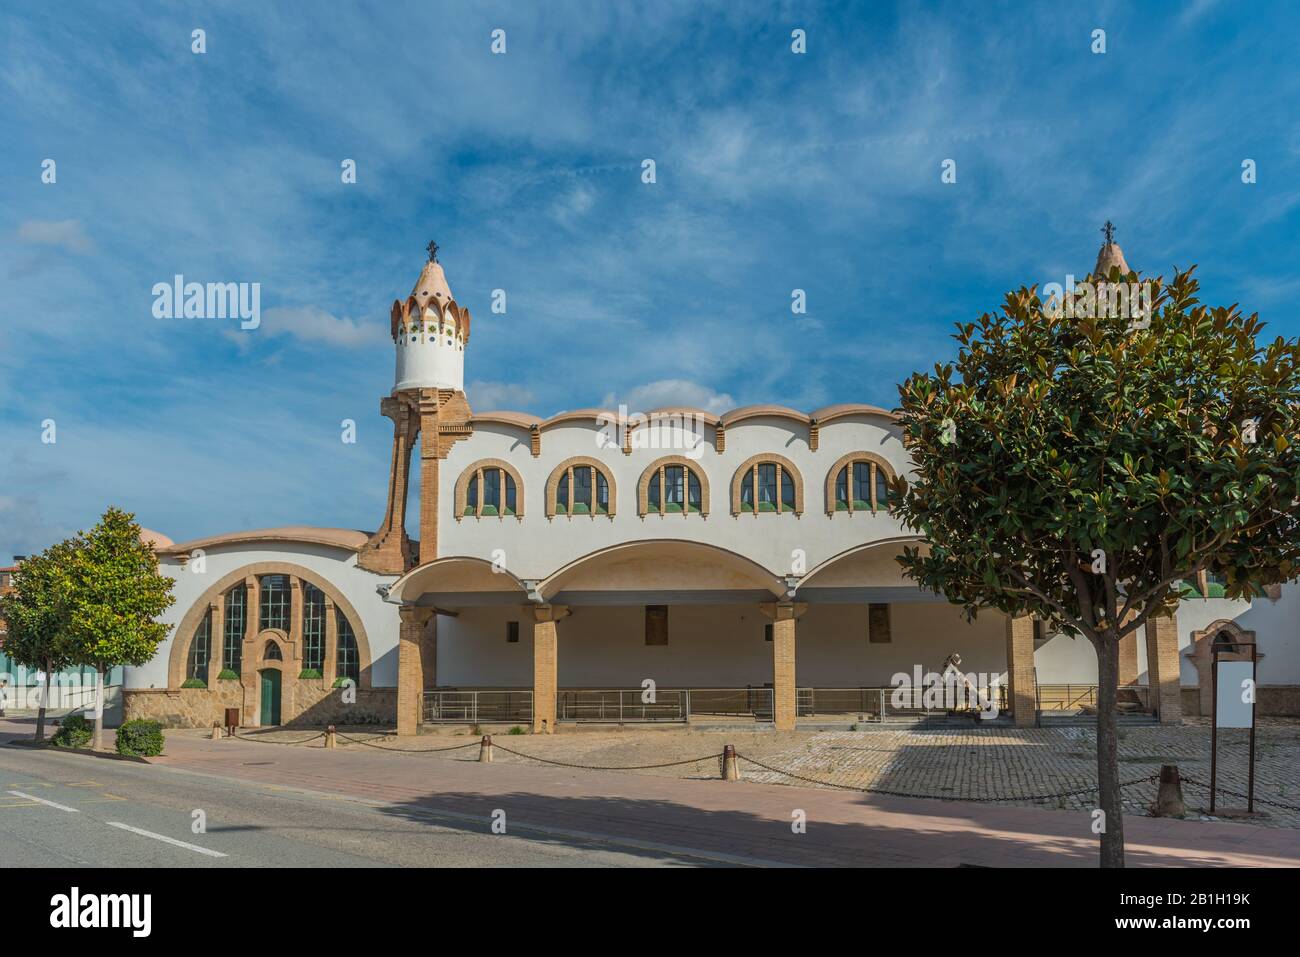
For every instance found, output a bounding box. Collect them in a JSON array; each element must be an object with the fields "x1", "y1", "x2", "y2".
[
  {"x1": 437, "y1": 601, "x2": 1009, "y2": 688},
  {"x1": 126, "y1": 543, "x2": 399, "y2": 690},
  {"x1": 437, "y1": 413, "x2": 909, "y2": 582}
]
